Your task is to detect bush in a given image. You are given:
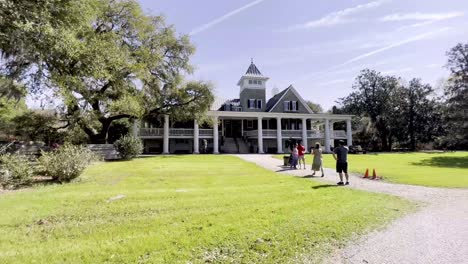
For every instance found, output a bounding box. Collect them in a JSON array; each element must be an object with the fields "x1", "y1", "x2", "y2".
[
  {"x1": 0, "y1": 154, "x2": 34, "y2": 189},
  {"x1": 39, "y1": 144, "x2": 96, "y2": 182},
  {"x1": 114, "y1": 134, "x2": 143, "y2": 160}
]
